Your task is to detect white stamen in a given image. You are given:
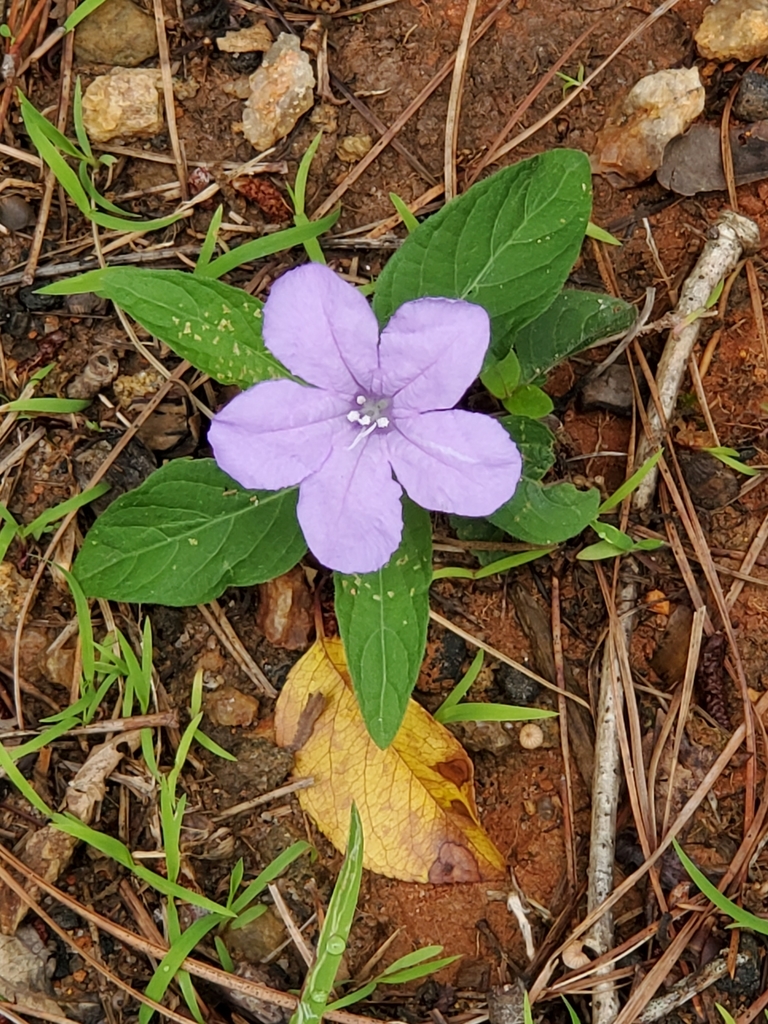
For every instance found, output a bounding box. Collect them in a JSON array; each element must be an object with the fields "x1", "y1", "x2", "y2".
[
  {"x1": 348, "y1": 420, "x2": 379, "y2": 450},
  {"x1": 356, "y1": 395, "x2": 366, "y2": 405},
  {"x1": 376, "y1": 416, "x2": 389, "y2": 428},
  {"x1": 347, "y1": 410, "x2": 361, "y2": 422},
  {"x1": 359, "y1": 415, "x2": 371, "y2": 426}
]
